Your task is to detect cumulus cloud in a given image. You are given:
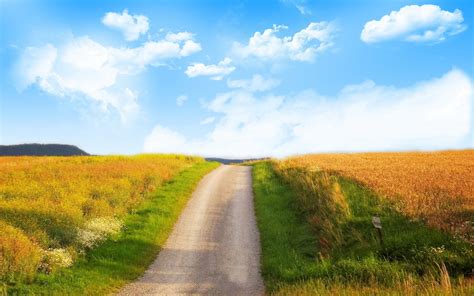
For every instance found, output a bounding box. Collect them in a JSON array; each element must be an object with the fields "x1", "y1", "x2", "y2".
[
  {"x1": 143, "y1": 69, "x2": 472, "y2": 158},
  {"x1": 108, "y1": 36, "x2": 201, "y2": 74},
  {"x1": 176, "y1": 94, "x2": 188, "y2": 106},
  {"x1": 227, "y1": 75, "x2": 280, "y2": 92},
  {"x1": 166, "y1": 32, "x2": 202, "y2": 56},
  {"x1": 166, "y1": 32, "x2": 194, "y2": 42},
  {"x1": 361, "y1": 5, "x2": 466, "y2": 43},
  {"x1": 102, "y1": 9, "x2": 149, "y2": 41},
  {"x1": 14, "y1": 44, "x2": 57, "y2": 91},
  {"x1": 233, "y1": 22, "x2": 336, "y2": 62},
  {"x1": 185, "y1": 57, "x2": 235, "y2": 80},
  {"x1": 14, "y1": 33, "x2": 201, "y2": 122}
]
